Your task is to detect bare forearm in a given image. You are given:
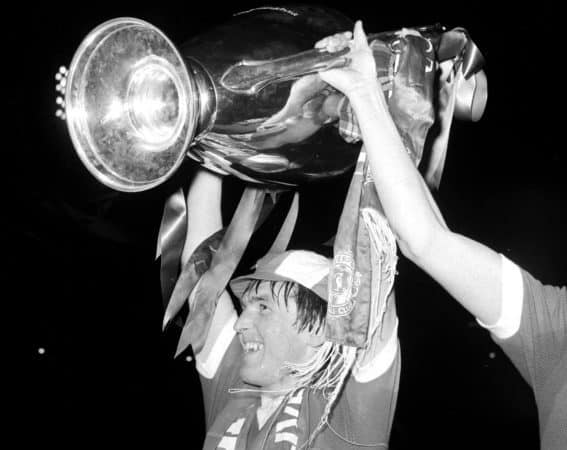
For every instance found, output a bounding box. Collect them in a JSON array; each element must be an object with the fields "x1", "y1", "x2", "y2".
[
  {"x1": 181, "y1": 170, "x2": 223, "y2": 266},
  {"x1": 349, "y1": 85, "x2": 445, "y2": 258},
  {"x1": 319, "y1": 21, "x2": 505, "y2": 327},
  {"x1": 348, "y1": 86, "x2": 503, "y2": 324}
]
